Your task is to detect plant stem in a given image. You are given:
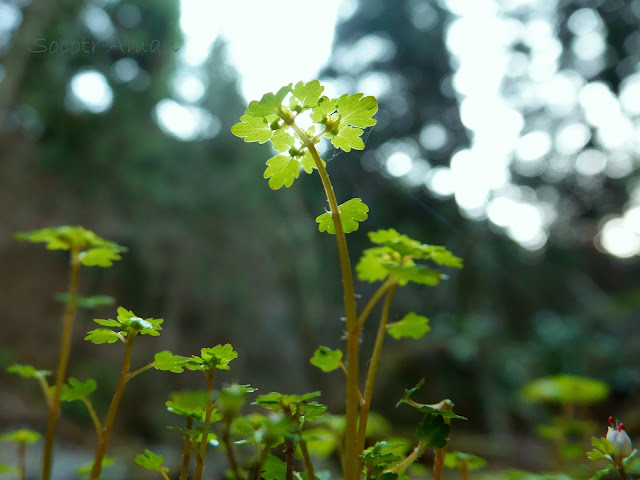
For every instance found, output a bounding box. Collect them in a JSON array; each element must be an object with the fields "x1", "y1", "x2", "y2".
[
  {"x1": 17, "y1": 441, "x2": 26, "y2": 480},
  {"x1": 161, "y1": 470, "x2": 171, "y2": 480},
  {"x1": 433, "y1": 401, "x2": 453, "y2": 480},
  {"x1": 299, "y1": 436, "x2": 316, "y2": 480},
  {"x1": 90, "y1": 333, "x2": 136, "y2": 480},
  {"x1": 81, "y1": 398, "x2": 103, "y2": 438},
  {"x1": 383, "y1": 442, "x2": 426, "y2": 474},
  {"x1": 615, "y1": 459, "x2": 630, "y2": 480},
  {"x1": 42, "y1": 249, "x2": 81, "y2": 480},
  {"x1": 286, "y1": 118, "x2": 360, "y2": 480},
  {"x1": 356, "y1": 285, "x2": 396, "y2": 454},
  {"x1": 357, "y1": 278, "x2": 394, "y2": 329},
  {"x1": 284, "y1": 436, "x2": 295, "y2": 480},
  {"x1": 179, "y1": 418, "x2": 193, "y2": 480},
  {"x1": 128, "y1": 361, "x2": 155, "y2": 380},
  {"x1": 37, "y1": 377, "x2": 53, "y2": 410},
  {"x1": 460, "y1": 462, "x2": 470, "y2": 480},
  {"x1": 221, "y1": 419, "x2": 243, "y2": 480},
  {"x1": 193, "y1": 368, "x2": 216, "y2": 480}
]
